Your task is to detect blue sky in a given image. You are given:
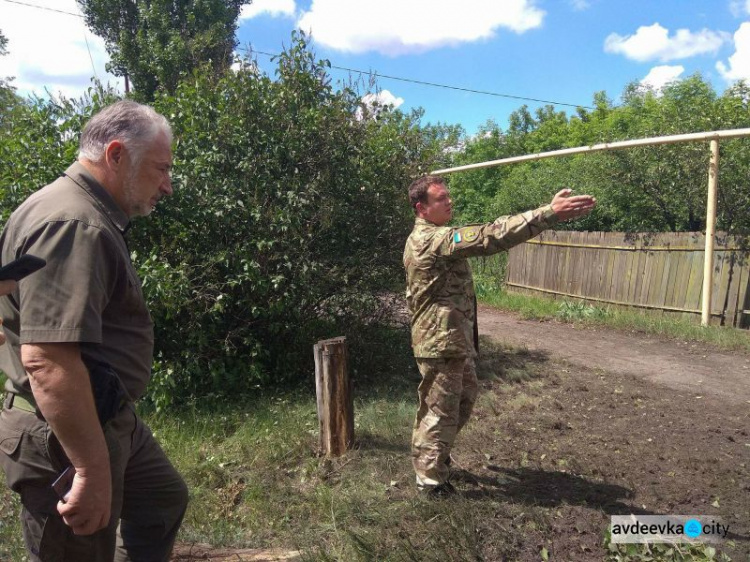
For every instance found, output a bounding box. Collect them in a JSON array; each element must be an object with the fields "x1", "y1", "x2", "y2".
[{"x1": 2, "y1": 0, "x2": 750, "y2": 135}]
